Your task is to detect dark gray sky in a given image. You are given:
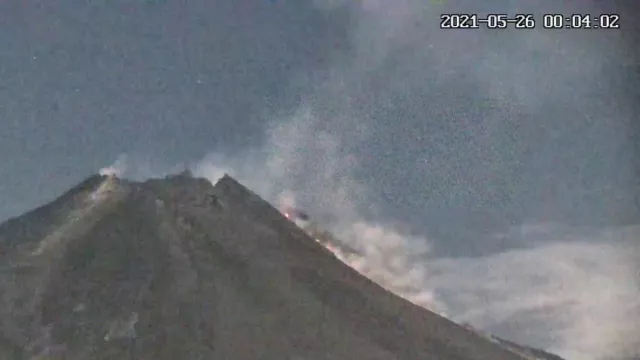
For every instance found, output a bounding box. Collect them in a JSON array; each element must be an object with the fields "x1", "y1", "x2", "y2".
[
  {"x1": 1, "y1": 0, "x2": 638, "y2": 256},
  {"x1": 0, "y1": 0, "x2": 348, "y2": 215}
]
